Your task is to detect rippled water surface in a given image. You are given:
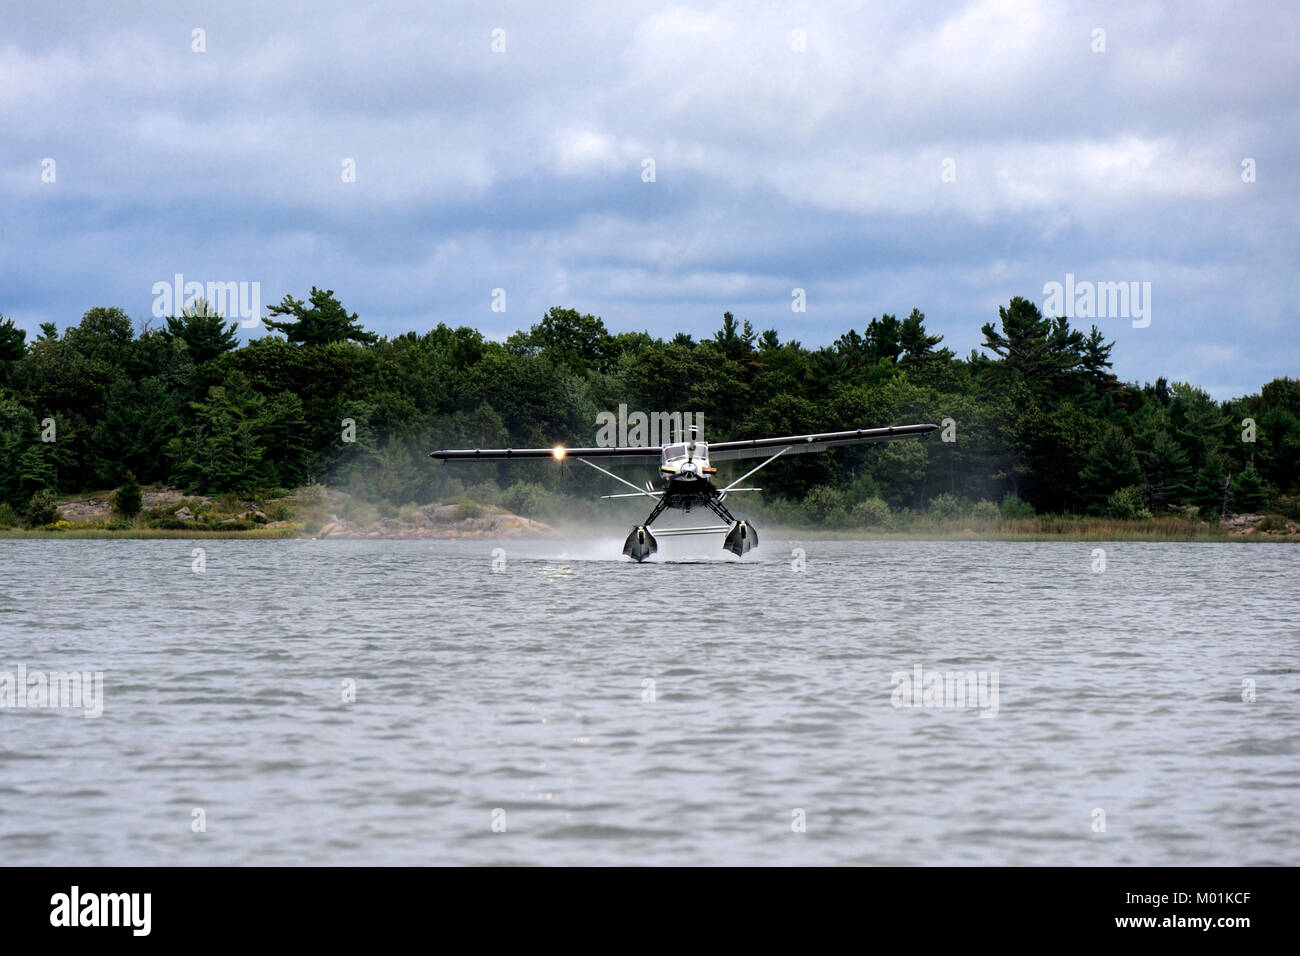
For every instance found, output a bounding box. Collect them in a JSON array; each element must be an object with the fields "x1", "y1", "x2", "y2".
[{"x1": 1, "y1": 537, "x2": 1296, "y2": 865}]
